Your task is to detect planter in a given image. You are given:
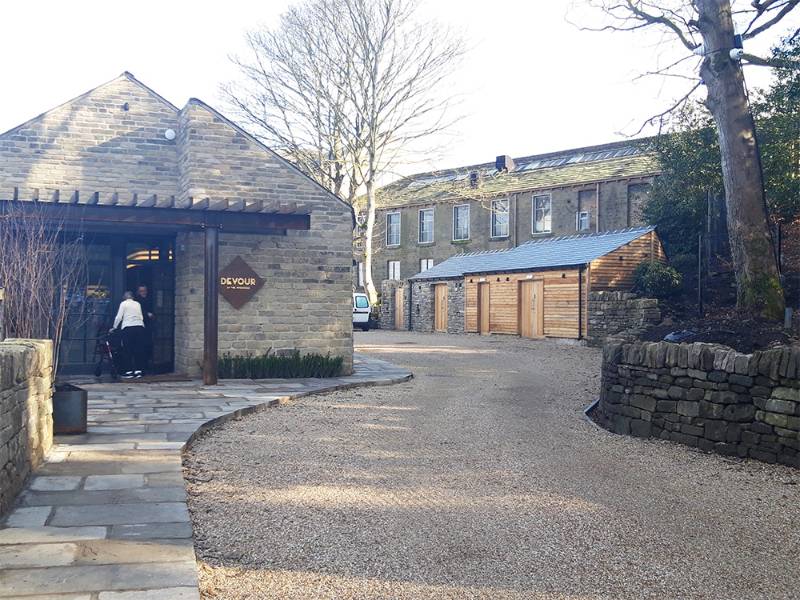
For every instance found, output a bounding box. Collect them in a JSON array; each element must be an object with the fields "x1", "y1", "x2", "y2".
[{"x1": 53, "y1": 384, "x2": 88, "y2": 434}]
